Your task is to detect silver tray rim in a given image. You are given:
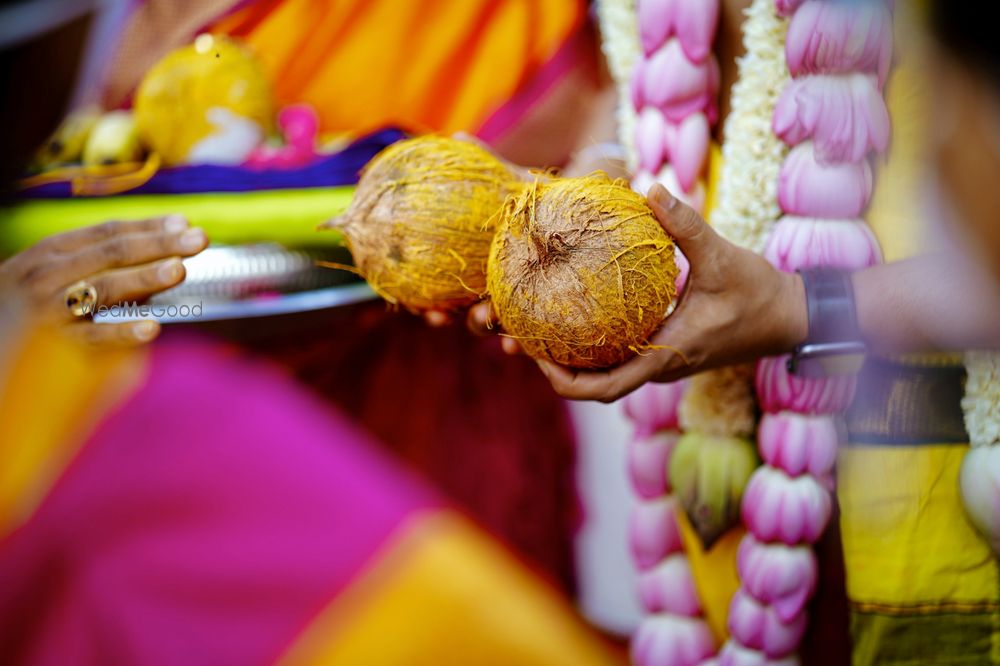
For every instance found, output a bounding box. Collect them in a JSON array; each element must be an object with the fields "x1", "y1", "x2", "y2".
[{"x1": 93, "y1": 283, "x2": 377, "y2": 324}]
